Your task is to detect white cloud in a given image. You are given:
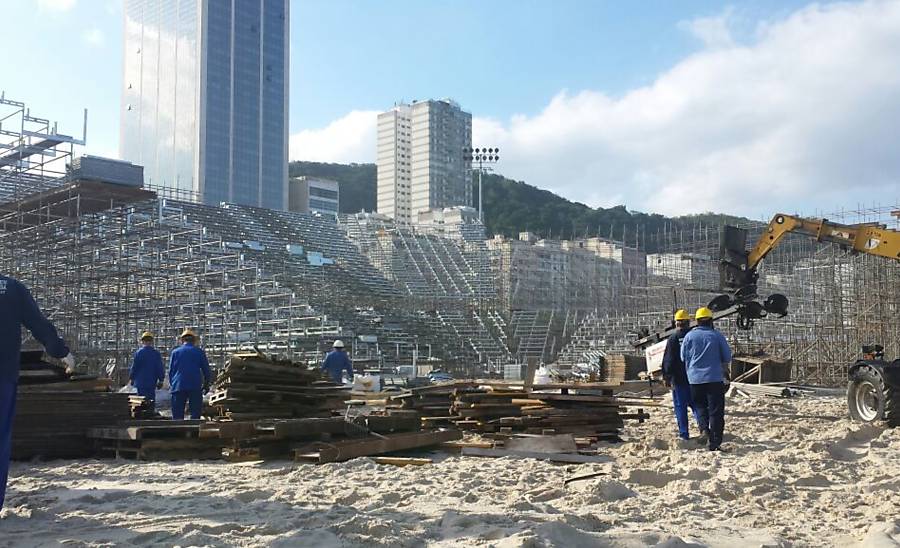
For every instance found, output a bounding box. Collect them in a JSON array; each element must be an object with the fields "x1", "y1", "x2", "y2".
[
  {"x1": 678, "y1": 9, "x2": 736, "y2": 49},
  {"x1": 294, "y1": 0, "x2": 900, "y2": 217},
  {"x1": 37, "y1": 0, "x2": 76, "y2": 12},
  {"x1": 82, "y1": 28, "x2": 105, "y2": 47},
  {"x1": 290, "y1": 110, "x2": 378, "y2": 163}
]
